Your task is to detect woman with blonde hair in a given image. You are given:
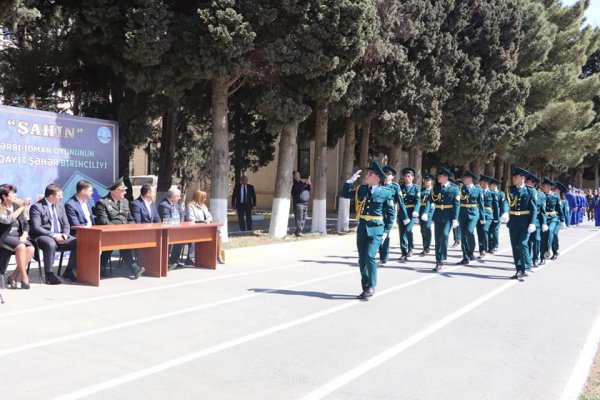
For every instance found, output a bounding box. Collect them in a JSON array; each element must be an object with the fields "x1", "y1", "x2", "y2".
[
  {"x1": 186, "y1": 189, "x2": 224, "y2": 264},
  {"x1": 0, "y1": 184, "x2": 35, "y2": 289}
]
